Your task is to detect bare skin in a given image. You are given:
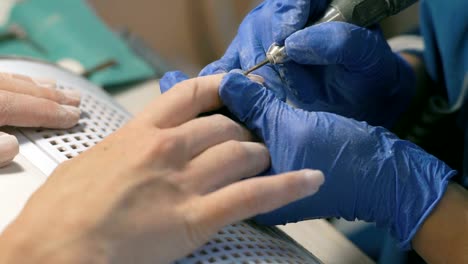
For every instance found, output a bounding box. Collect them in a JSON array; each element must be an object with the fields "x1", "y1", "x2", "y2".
[
  {"x1": 0, "y1": 74, "x2": 325, "y2": 264},
  {"x1": 413, "y1": 184, "x2": 468, "y2": 263},
  {"x1": 0, "y1": 72, "x2": 81, "y2": 166}
]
